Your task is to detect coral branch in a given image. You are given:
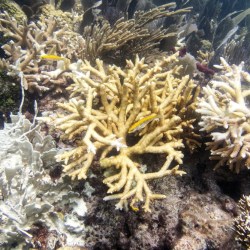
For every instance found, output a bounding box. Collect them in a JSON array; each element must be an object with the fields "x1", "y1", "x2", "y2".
[{"x1": 197, "y1": 58, "x2": 250, "y2": 172}]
